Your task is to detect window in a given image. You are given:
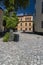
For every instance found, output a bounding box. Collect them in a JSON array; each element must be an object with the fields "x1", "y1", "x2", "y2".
[
  {"x1": 34, "y1": 0, "x2": 36, "y2": 4},
  {"x1": 42, "y1": 2, "x2": 43, "y2": 13},
  {"x1": 20, "y1": 23, "x2": 22, "y2": 26},
  {"x1": 20, "y1": 18, "x2": 22, "y2": 21},
  {"x1": 25, "y1": 17, "x2": 31, "y2": 21},
  {"x1": 19, "y1": 18, "x2": 22, "y2": 21},
  {"x1": 29, "y1": 23, "x2": 31, "y2": 26},
  {"x1": 25, "y1": 23, "x2": 27, "y2": 26},
  {"x1": 41, "y1": 21, "x2": 43, "y2": 28},
  {"x1": 35, "y1": 9, "x2": 36, "y2": 16},
  {"x1": 25, "y1": 28, "x2": 27, "y2": 30},
  {"x1": 29, "y1": 28, "x2": 31, "y2": 30},
  {"x1": 21, "y1": 28, "x2": 22, "y2": 30}
]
